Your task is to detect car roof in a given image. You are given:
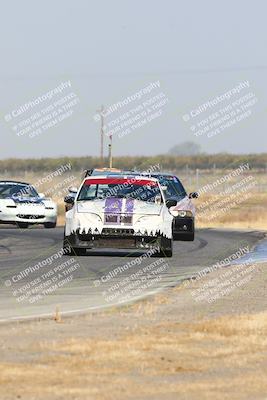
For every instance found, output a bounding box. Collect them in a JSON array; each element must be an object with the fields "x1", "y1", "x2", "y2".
[
  {"x1": 0, "y1": 180, "x2": 30, "y2": 185},
  {"x1": 82, "y1": 168, "x2": 182, "y2": 181},
  {"x1": 142, "y1": 172, "x2": 176, "y2": 177},
  {"x1": 83, "y1": 174, "x2": 159, "y2": 182},
  {"x1": 84, "y1": 168, "x2": 137, "y2": 177}
]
